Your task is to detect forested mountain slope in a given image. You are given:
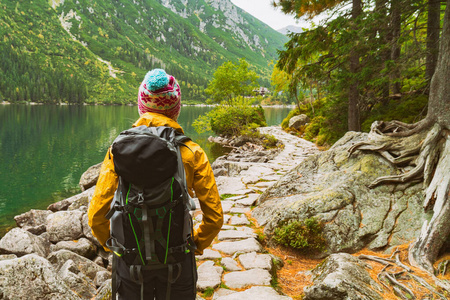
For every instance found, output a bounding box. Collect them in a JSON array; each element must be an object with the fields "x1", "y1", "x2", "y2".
[{"x1": 0, "y1": 0, "x2": 287, "y2": 103}]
